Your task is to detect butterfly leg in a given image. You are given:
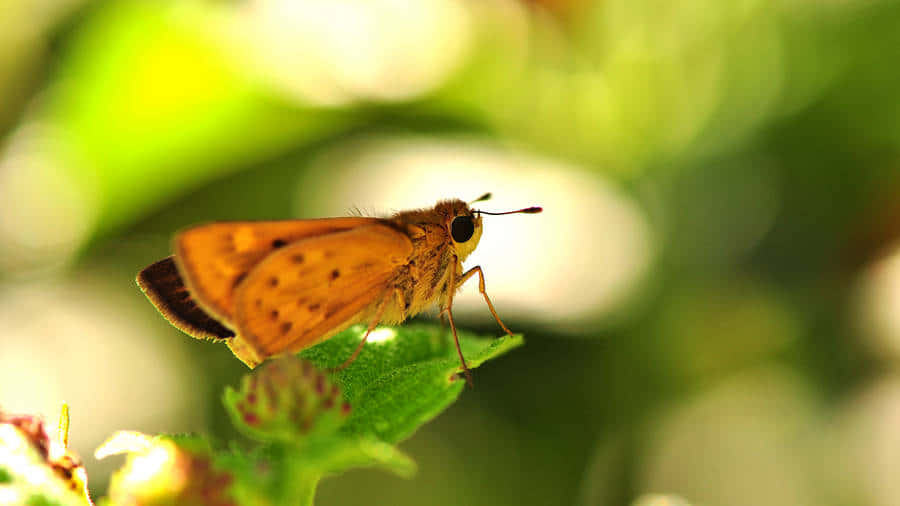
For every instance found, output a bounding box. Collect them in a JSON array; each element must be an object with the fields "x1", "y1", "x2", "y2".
[
  {"x1": 457, "y1": 266, "x2": 514, "y2": 336},
  {"x1": 332, "y1": 288, "x2": 397, "y2": 372},
  {"x1": 443, "y1": 266, "x2": 473, "y2": 387}
]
